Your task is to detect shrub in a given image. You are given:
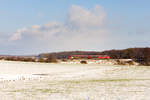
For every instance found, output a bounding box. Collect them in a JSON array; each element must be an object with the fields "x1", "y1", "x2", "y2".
[
  {"x1": 127, "y1": 61, "x2": 134, "y2": 65},
  {"x1": 116, "y1": 60, "x2": 126, "y2": 65},
  {"x1": 38, "y1": 58, "x2": 45, "y2": 62},
  {"x1": 80, "y1": 60, "x2": 87, "y2": 64},
  {"x1": 62, "y1": 59, "x2": 67, "y2": 62},
  {"x1": 46, "y1": 55, "x2": 57, "y2": 63}
]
